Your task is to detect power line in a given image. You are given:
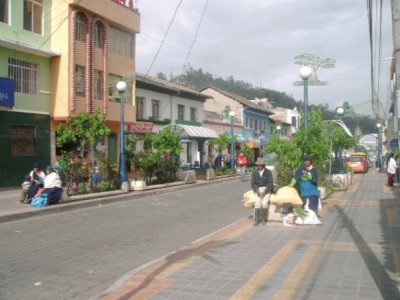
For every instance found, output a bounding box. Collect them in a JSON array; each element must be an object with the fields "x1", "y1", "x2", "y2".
[
  {"x1": 145, "y1": 0, "x2": 184, "y2": 76},
  {"x1": 180, "y1": 0, "x2": 209, "y2": 76}
]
